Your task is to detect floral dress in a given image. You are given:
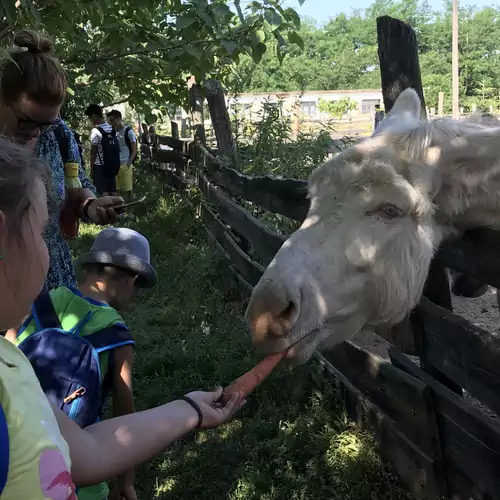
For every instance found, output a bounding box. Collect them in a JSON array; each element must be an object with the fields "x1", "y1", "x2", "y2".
[{"x1": 36, "y1": 121, "x2": 96, "y2": 291}]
